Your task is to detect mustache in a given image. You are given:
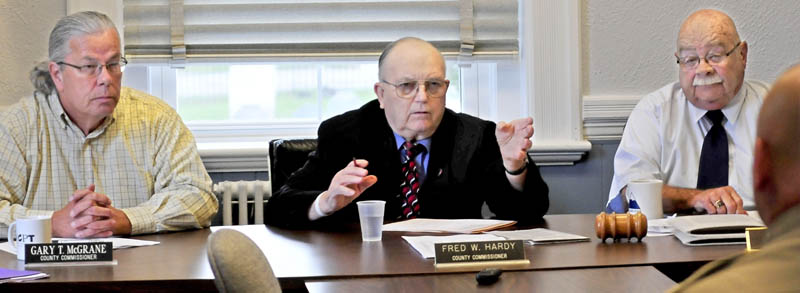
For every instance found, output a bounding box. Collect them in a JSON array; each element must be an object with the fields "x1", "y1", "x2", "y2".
[{"x1": 693, "y1": 75, "x2": 722, "y2": 86}]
